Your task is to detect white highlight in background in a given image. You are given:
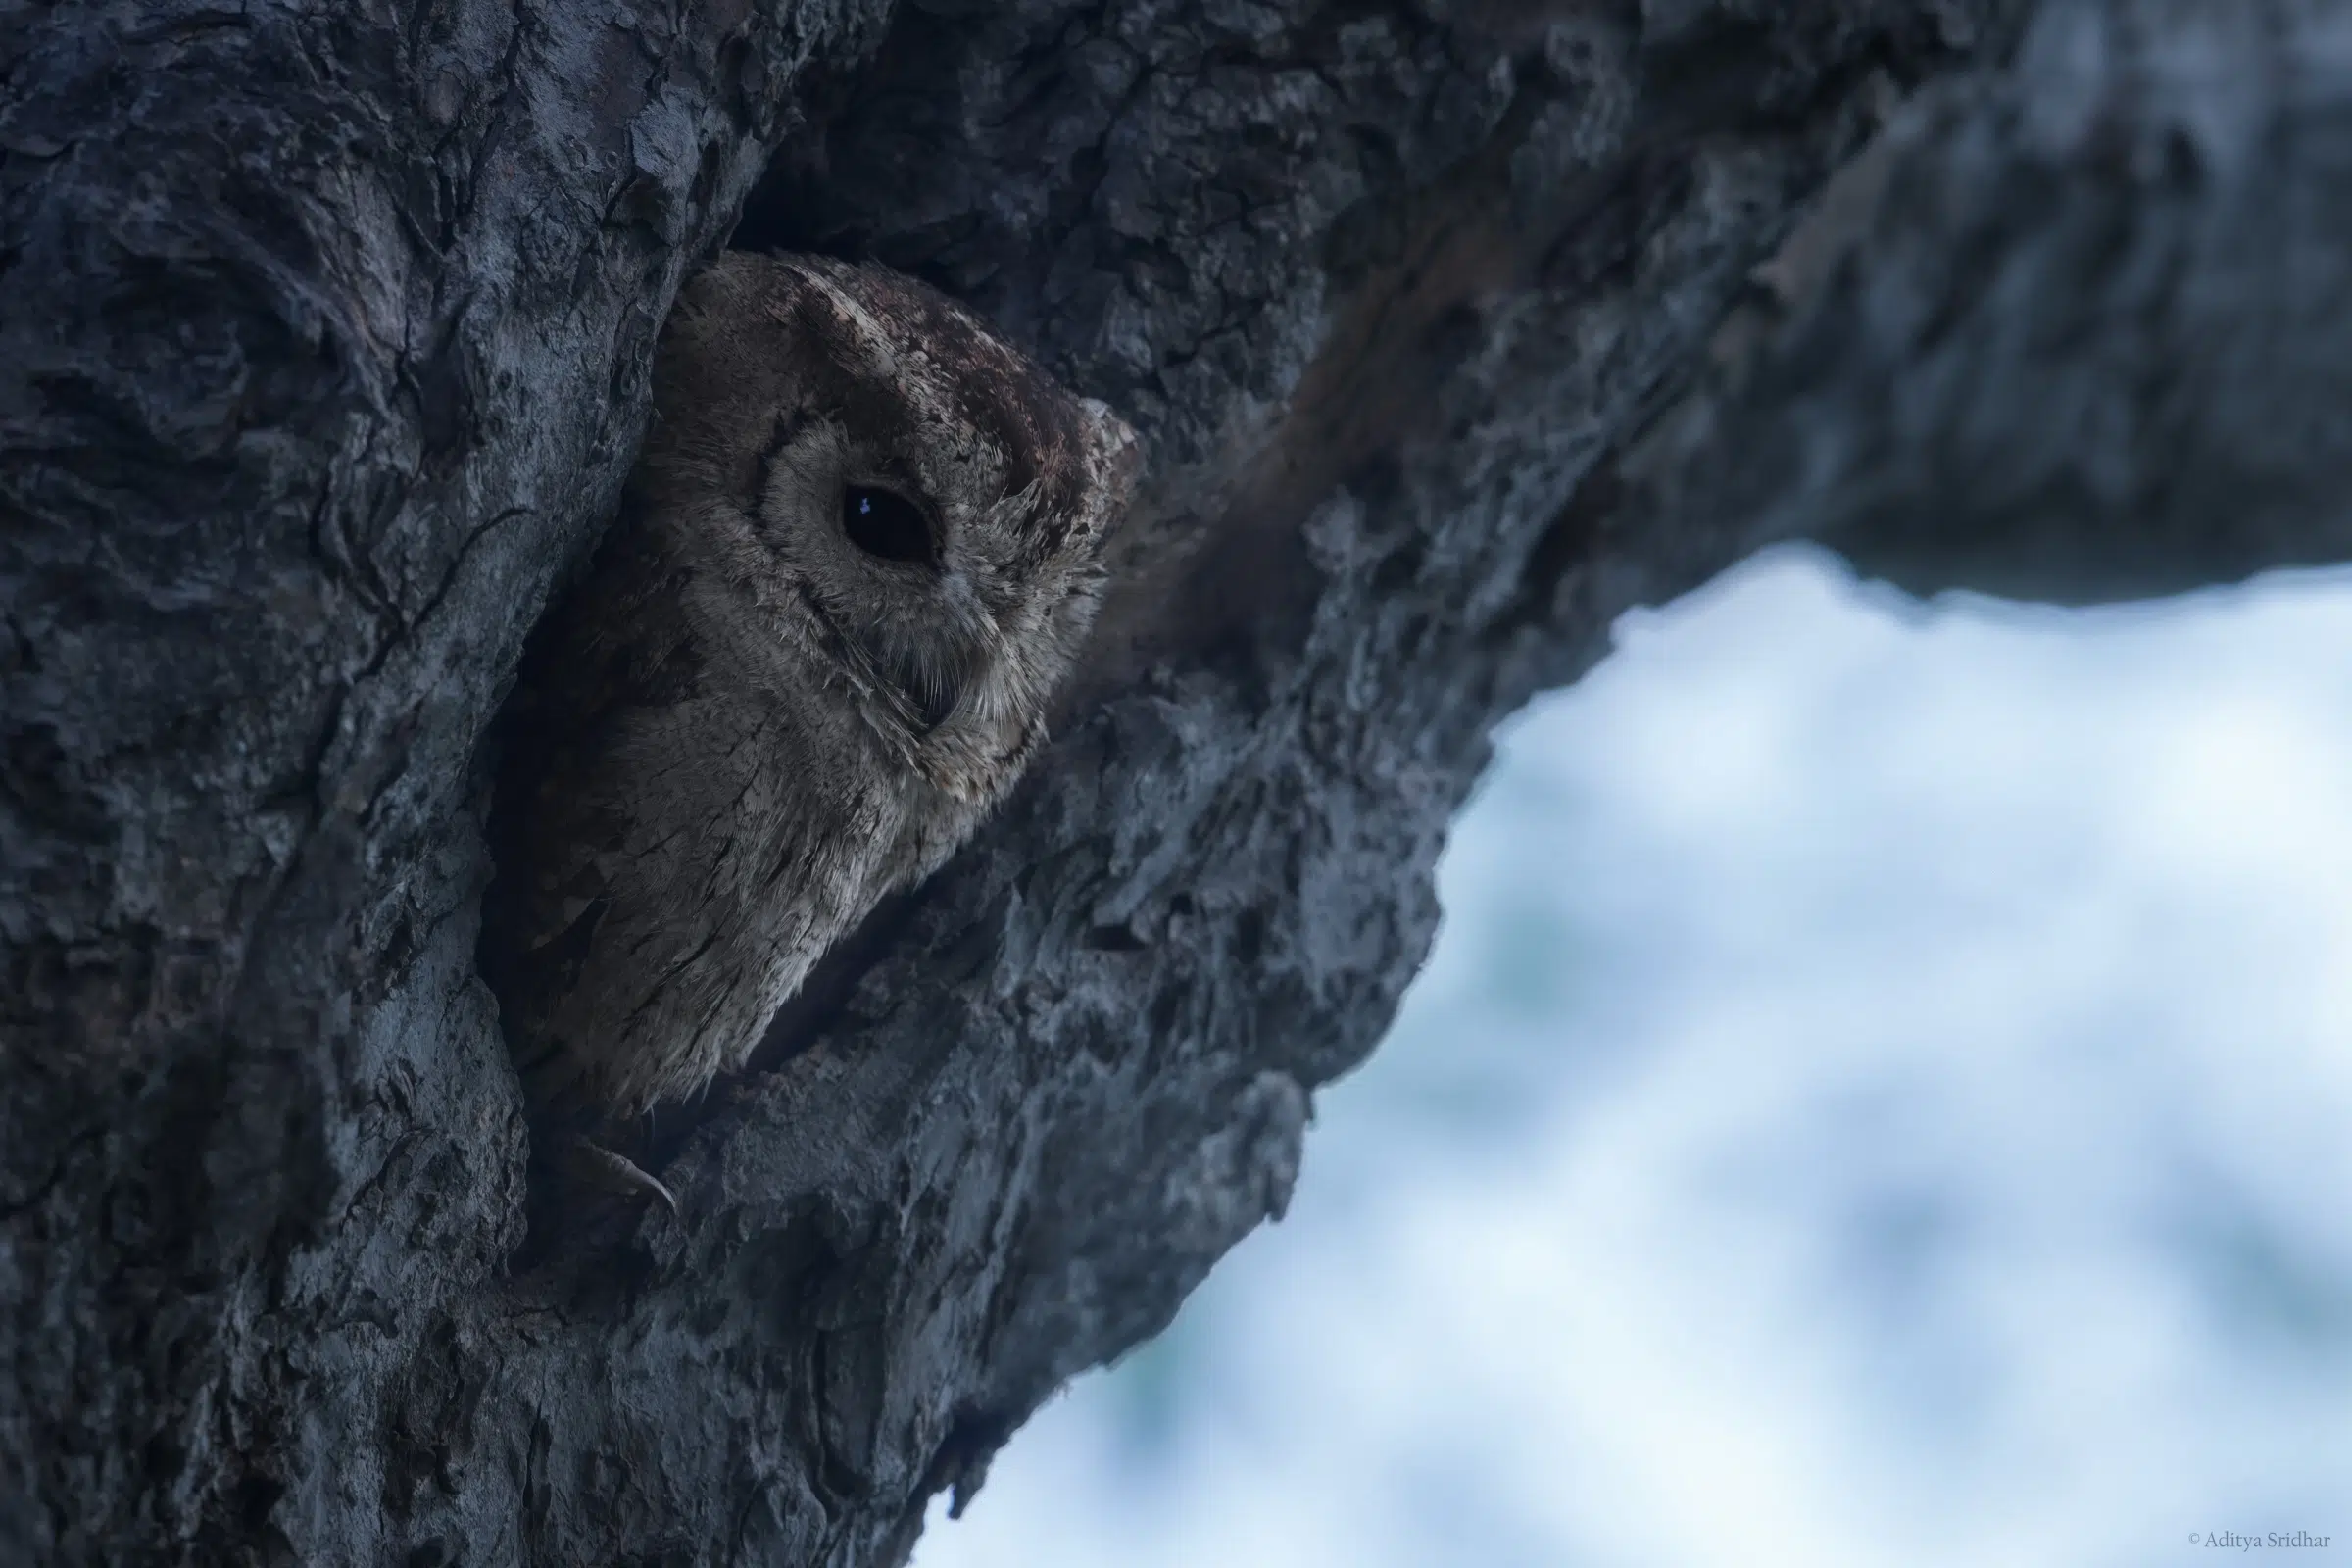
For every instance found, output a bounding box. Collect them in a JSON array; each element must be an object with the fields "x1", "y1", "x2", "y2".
[{"x1": 916, "y1": 544, "x2": 2352, "y2": 1568}]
